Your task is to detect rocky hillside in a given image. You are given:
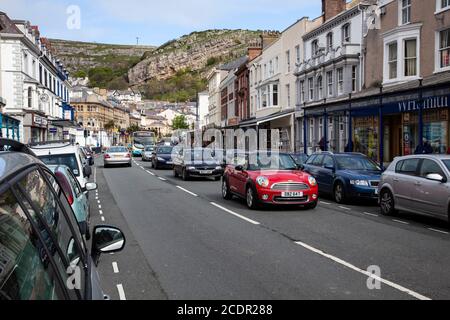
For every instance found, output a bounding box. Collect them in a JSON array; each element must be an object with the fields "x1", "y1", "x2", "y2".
[
  {"x1": 128, "y1": 29, "x2": 260, "y2": 86},
  {"x1": 48, "y1": 39, "x2": 155, "y2": 74}
]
